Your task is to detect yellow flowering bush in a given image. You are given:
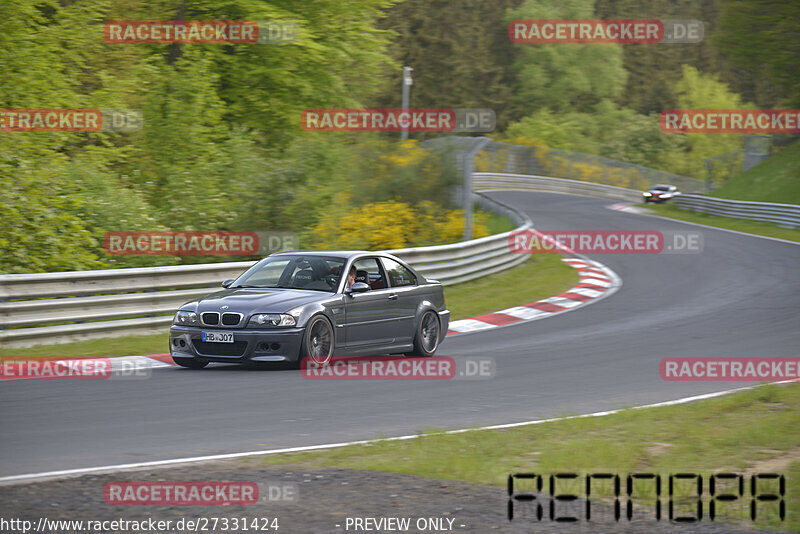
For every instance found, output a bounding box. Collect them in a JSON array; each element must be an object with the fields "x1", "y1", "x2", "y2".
[
  {"x1": 306, "y1": 200, "x2": 491, "y2": 250},
  {"x1": 381, "y1": 139, "x2": 429, "y2": 167}
]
